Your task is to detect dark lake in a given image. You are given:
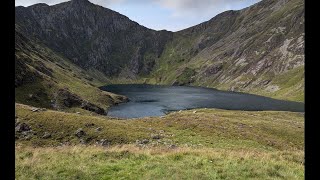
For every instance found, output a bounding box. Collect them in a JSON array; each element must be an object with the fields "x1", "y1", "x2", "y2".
[{"x1": 100, "y1": 84, "x2": 304, "y2": 118}]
